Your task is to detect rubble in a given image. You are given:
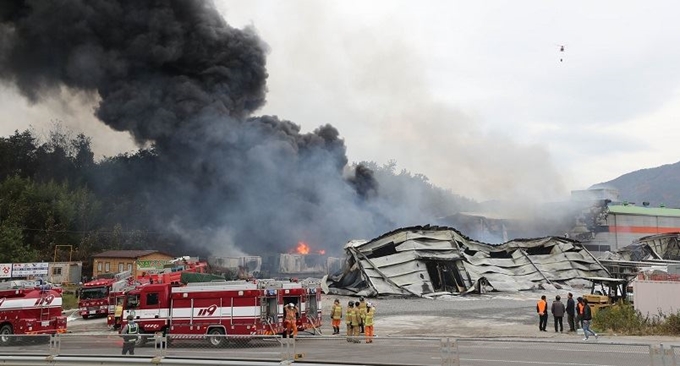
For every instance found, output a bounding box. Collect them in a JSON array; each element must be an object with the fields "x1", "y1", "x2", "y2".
[{"x1": 327, "y1": 225, "x2": 610, "y2": 297}]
